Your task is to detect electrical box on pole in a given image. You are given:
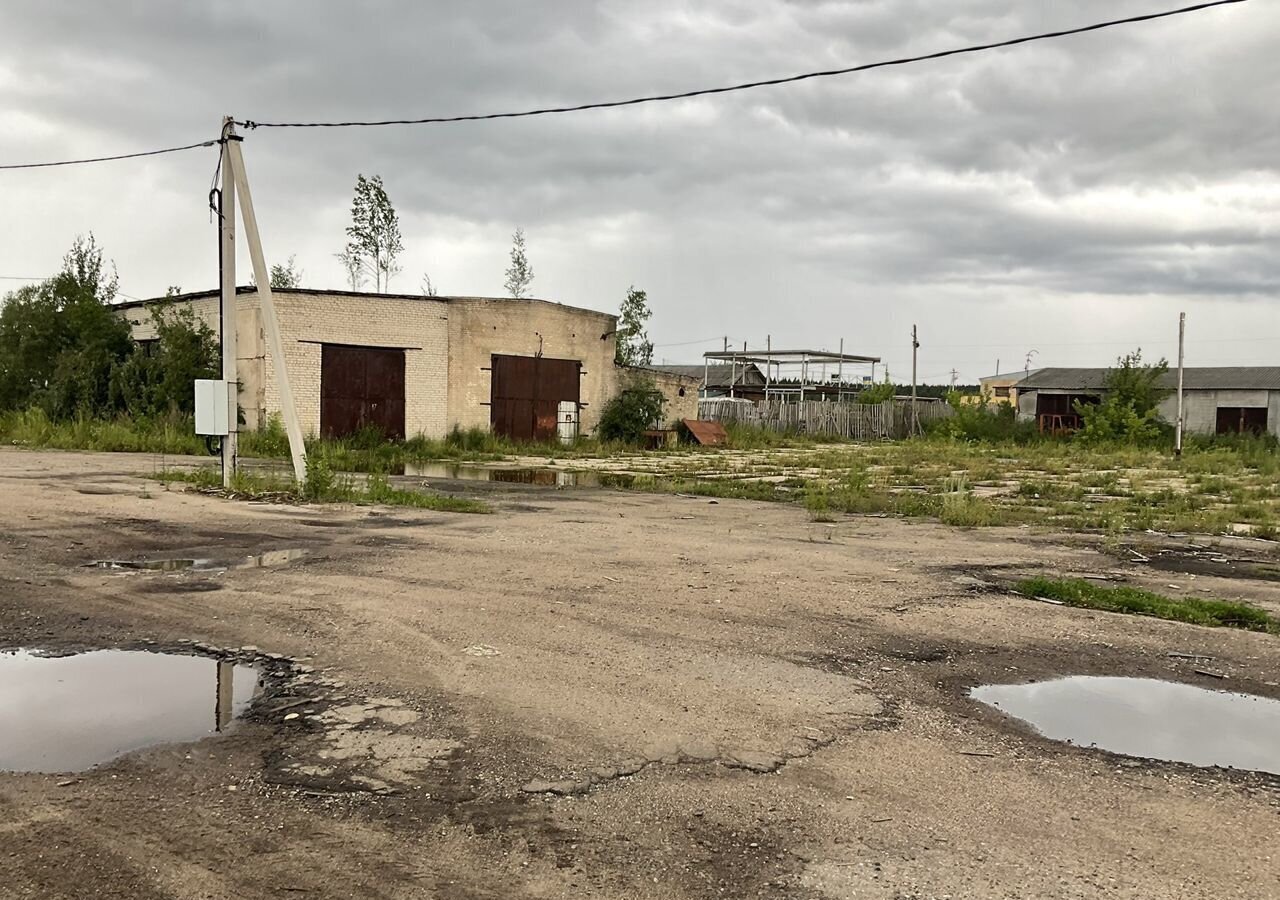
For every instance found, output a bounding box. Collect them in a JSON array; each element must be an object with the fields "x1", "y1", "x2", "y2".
[{"x1": 194, "y1": 379, "x2": 231, "y2": 436}]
